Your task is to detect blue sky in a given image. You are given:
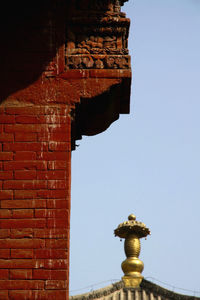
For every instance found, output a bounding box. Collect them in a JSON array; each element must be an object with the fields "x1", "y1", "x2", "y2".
[{"x1": 70, "y1": 0, "x2": 200, "y2": 296}]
